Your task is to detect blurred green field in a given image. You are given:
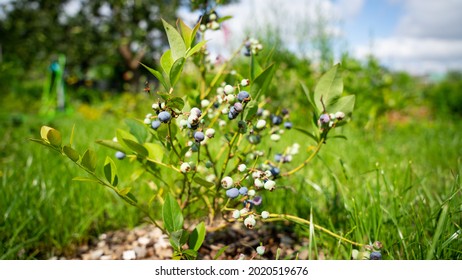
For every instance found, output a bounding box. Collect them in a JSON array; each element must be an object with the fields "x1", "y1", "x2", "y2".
[{"x1": 1, "y1": 87, "x2": 461, "y2": 259}]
